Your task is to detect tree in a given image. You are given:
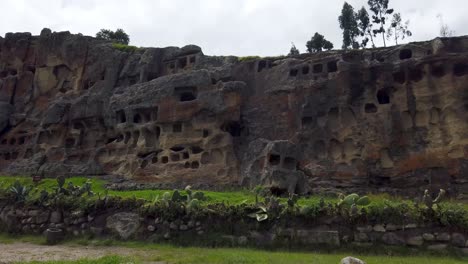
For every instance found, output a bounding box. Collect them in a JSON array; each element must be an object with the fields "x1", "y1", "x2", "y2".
[
  {"x1": 386, "y1": 13, "x2": 412, "y2": 45},
  {"x1": 338, "y1": 2, "x2": 359, "y2": 49},
  {"x1": 288, "y1": 42, "x2": 300, "y2": 56},
  {"x1": 96, "y1": 28, "x2": 130, "y2": 45},
  {"x1": 356, "y1": 7, "x2": 375, "y2": 48},
  {"x1": 306, "y1": 33, "x2": 334, "y2": 53},
  {"x1": 367, "y1": 0, "x2": 394, "y2": 47},
  {"x1": 437, "y1": 14, "x2": 455, "y2": 37}
]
